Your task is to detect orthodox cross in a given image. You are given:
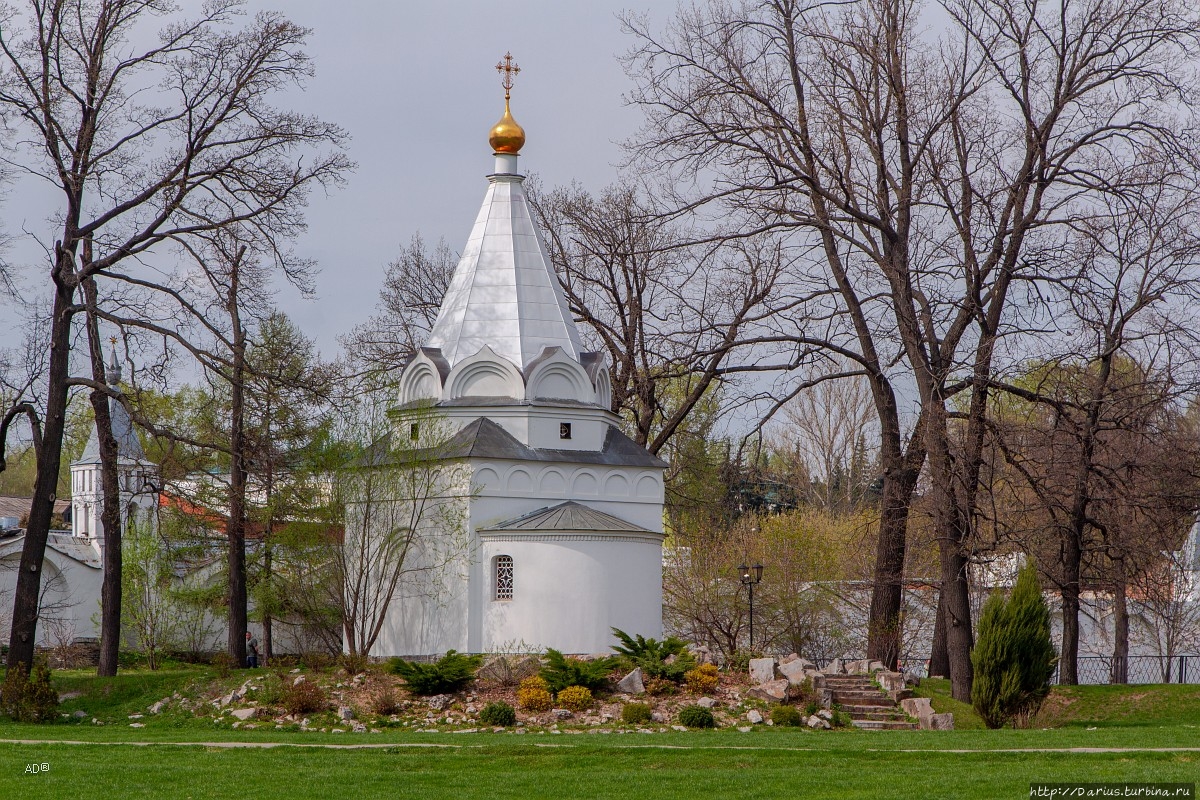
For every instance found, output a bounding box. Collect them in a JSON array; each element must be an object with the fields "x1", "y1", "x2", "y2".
[{"x1": 496, "y1": 52, "x2": 520, "y2": 100}]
